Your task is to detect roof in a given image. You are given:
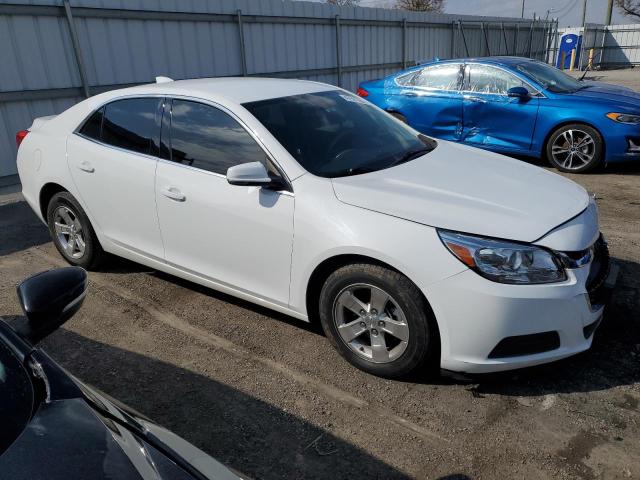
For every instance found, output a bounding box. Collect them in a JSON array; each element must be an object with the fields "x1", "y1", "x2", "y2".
[
  {"x1": 117, "y1": 77, "x2": 339, "y2": 104},
  {"x1": 424, "y1": 56, "x2": 540, "y2": 67}
]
